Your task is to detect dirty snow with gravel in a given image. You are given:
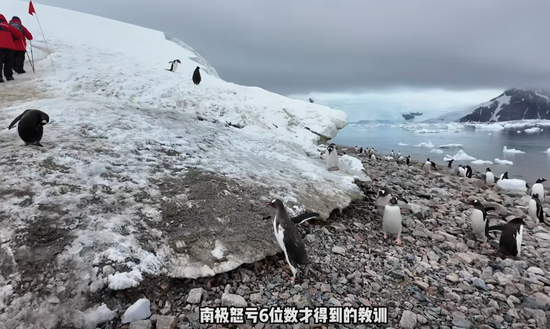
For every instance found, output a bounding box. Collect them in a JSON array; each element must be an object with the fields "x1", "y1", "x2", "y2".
[{"x1": 0, "y1": 1, "x2": 367, "y2": 328}]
